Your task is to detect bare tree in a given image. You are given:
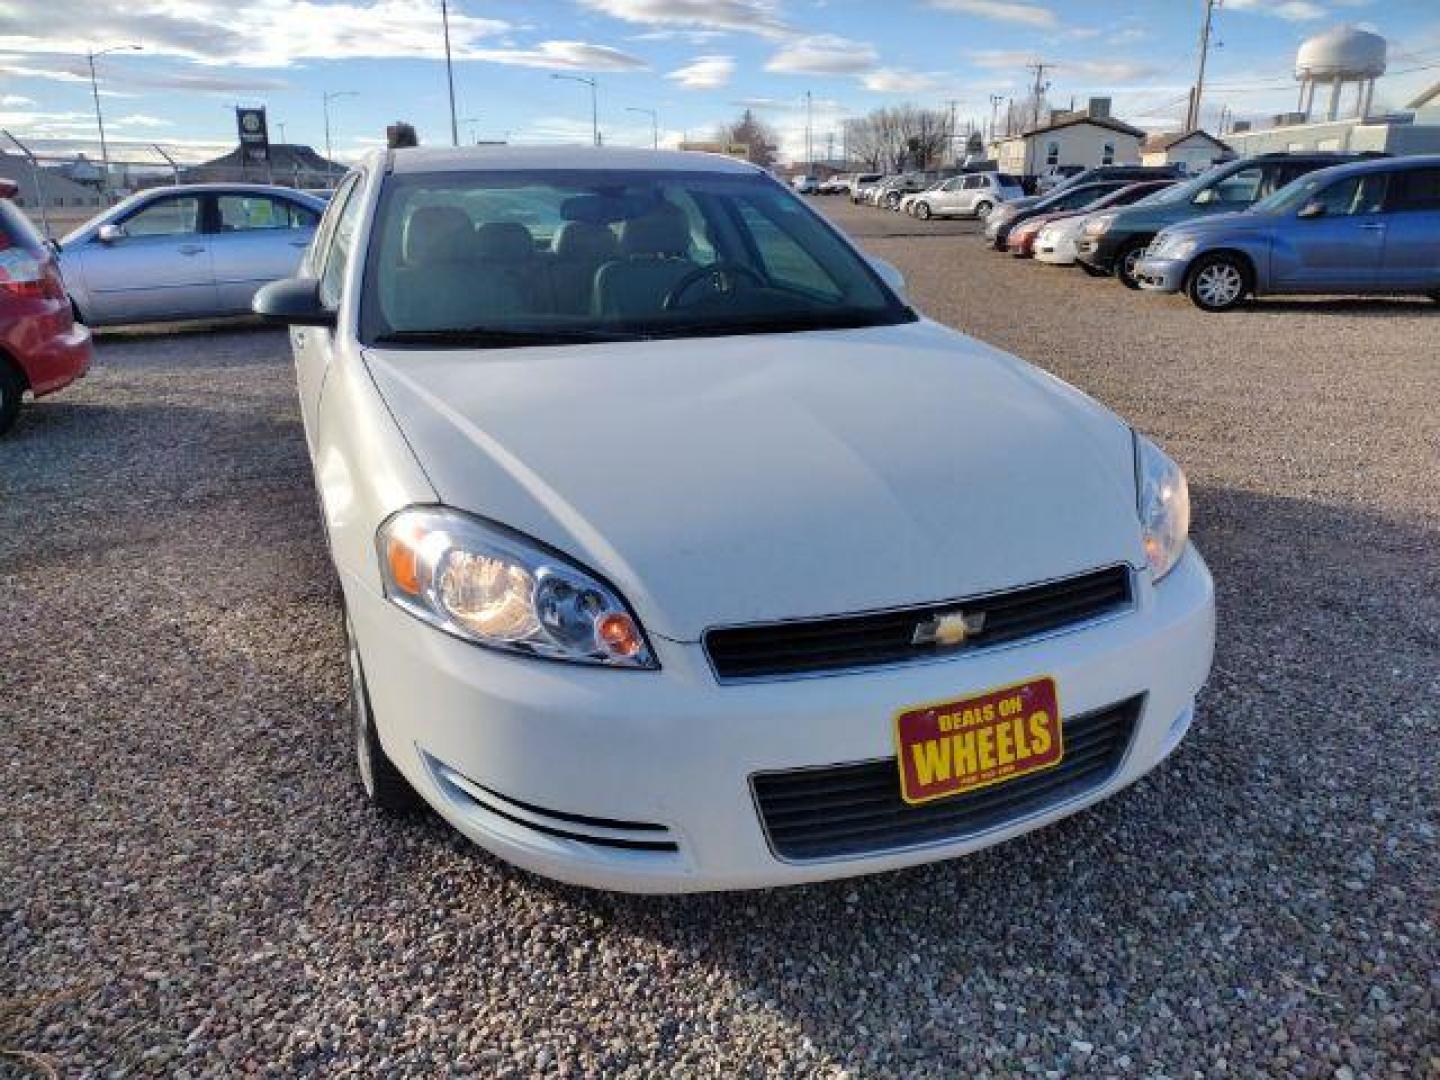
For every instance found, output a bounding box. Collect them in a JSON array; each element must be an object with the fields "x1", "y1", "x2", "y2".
[
  {"x1": 844, "y1": 105, "x2": 953, "y2": 172},
  {"x1": 716, "y1": 109, "x2": 780, "y2": 167}
]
